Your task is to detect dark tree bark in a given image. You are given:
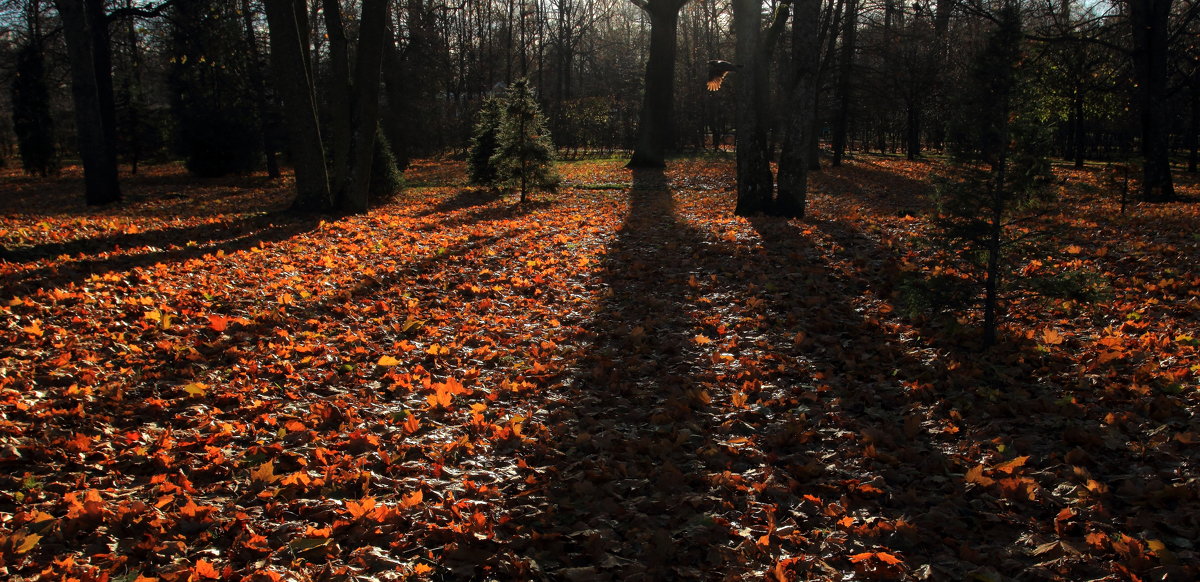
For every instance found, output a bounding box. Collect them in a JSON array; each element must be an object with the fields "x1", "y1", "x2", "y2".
[
  {"x1": 1128, "y1": 0, "x2": 1175, "y2": 202},
  {"x1": 54, "y1": 0, "x2": 121, "y2": 205},
  {"x1": 627, "y1": 0, "x2": 689, "y2": 168},
  {"x1": 264, "y1": 0, "x2": 331, "y2": 211},
  {"x1": 322, "y1": 0, "x2": 354, "y2": 195},
  {"x1": 1189, "y1": 85, "x2": 1199, "y2": 173},
  {"x1": 732, "y1": 0, "x2": 775, "y2": 215},
  {"x1": 86, "y1": 0, "x2": 119, "y2": 160},
  {"x1": 120, "y1": 0, "x2": 144, "y2": 175},
  {"x1": 1071, "y1": 88, "x2": 1085, "y2": 169},
  {"x1": 340, "y1": 0, "x2": 390, "y2": 213},
  {"x1": 905, "y1": 100, "x2": 920, "y2": 160},
  {"x1": 777, "y1": 0, "x2": 821, "y2": 218},
  {"x1": 831, "y1": 0, "x2": 858, "y2": 166},
  {"x1": 13, "y1": 33, "x2": 59, "y2": 176},
  {"x1": 242, "y1": 0, "x2": 280, "y2": 178}
]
